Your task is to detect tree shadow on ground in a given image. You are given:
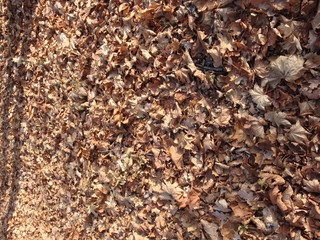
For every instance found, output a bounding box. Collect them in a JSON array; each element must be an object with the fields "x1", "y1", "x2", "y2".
[{"x1": 0, "y1": 1, "x2": 37, "y2": 239}]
